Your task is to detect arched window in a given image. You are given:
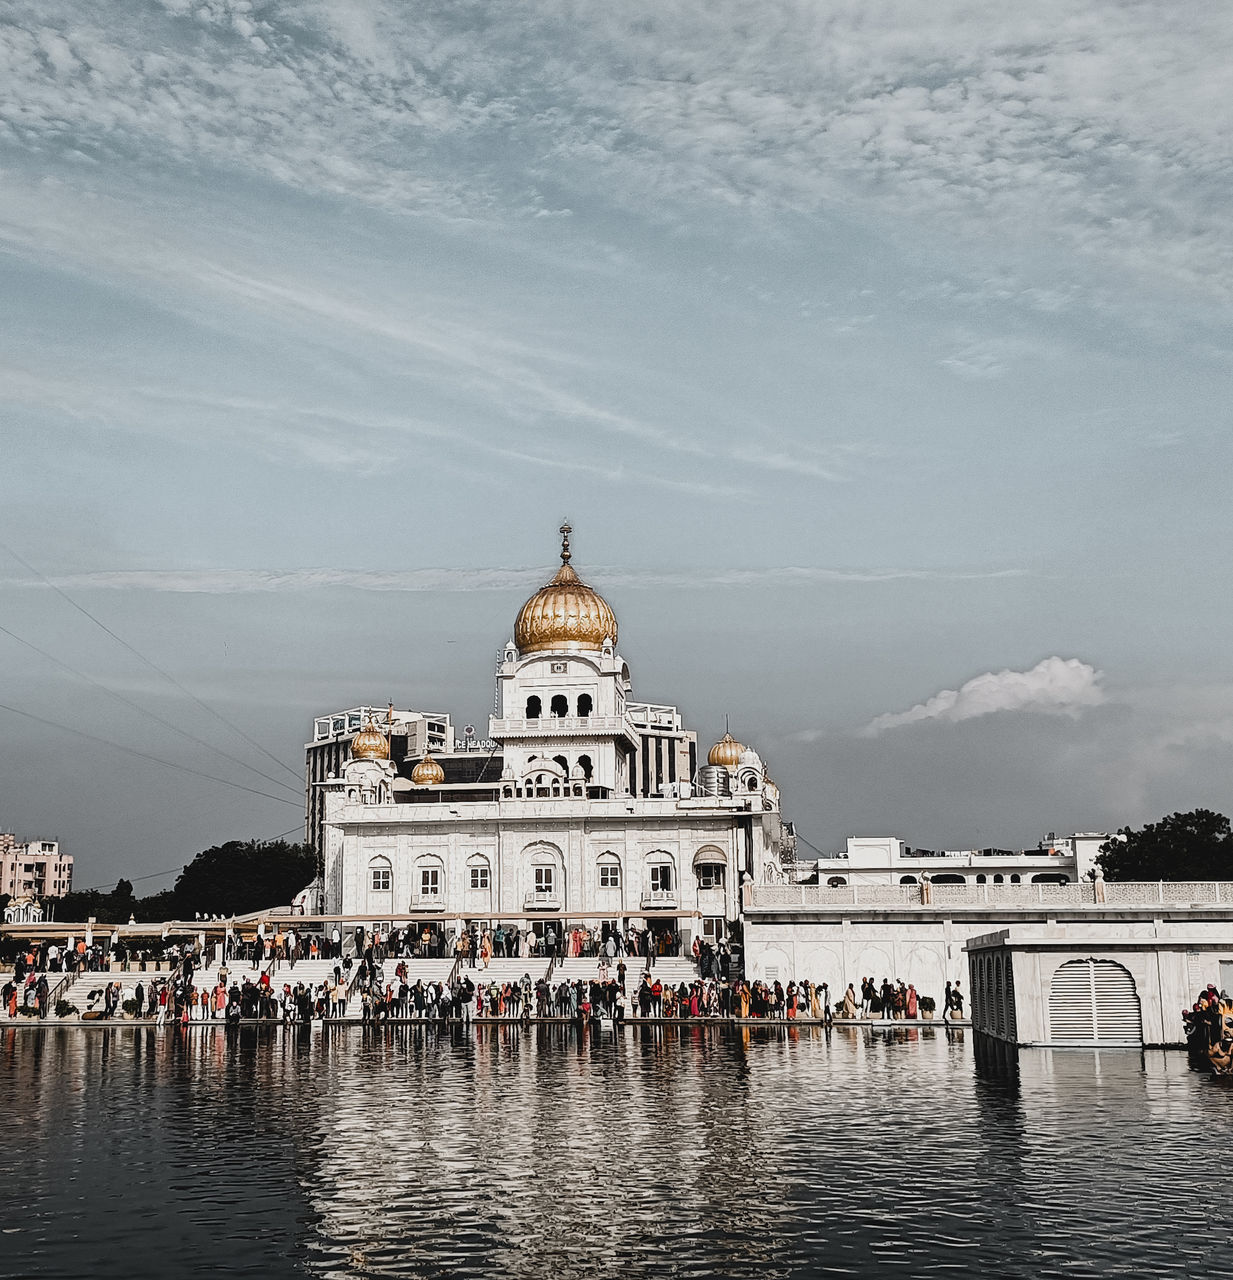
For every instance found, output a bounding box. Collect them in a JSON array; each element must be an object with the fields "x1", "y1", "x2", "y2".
[
  {"x1": 597, "y1": 853, "x2": 621, "y2": 889},
  {"x1": 1010, "y1": 874, "x2": 1021, "y2": 884},
  {"x1": 900, "y1": 875, "x2": 918, "y2": 885},
  {"x1": 826, "y1": 875, "x2": 847, "y2": 888},
  {"x1": 646, "y1": 852, "x2": 675, "y2": 895},
  {"x1": 368, "y1": 856, "x2": 391, "y2": 893},
  {"x1": 553, "y1": 755, "x2": 569, "y2": 775},
  {"x1": 577, "y1": 754, "x2": 593, "y2": 782},
  {"x1": 577, "y1": 693, "x2": 593, "y2": 718},
  {"x1": 1031, "y1": 873, "x2": 1071, "y2": 885},
  {"x1": 526, "y1": 695, "x2": 542, "y2": 719},
  {"x1": 415, "y1": 855, "x2": 444, "y2": 900},
  {"x1": 932, "y1": 873, "x2": 966, "y2": 885},
  {"x1": 550, "y1": 694, "x2": 569, "y2": 718},
  {"x1": 992, "y1": 874, "x2": 1003, "y2": 884},
  {"x1": 467, "y1": 854, "x2": 491, "y2": 892},
  {"x1": 976, "y1": 874, "x2": 987, "y2": 884}
]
